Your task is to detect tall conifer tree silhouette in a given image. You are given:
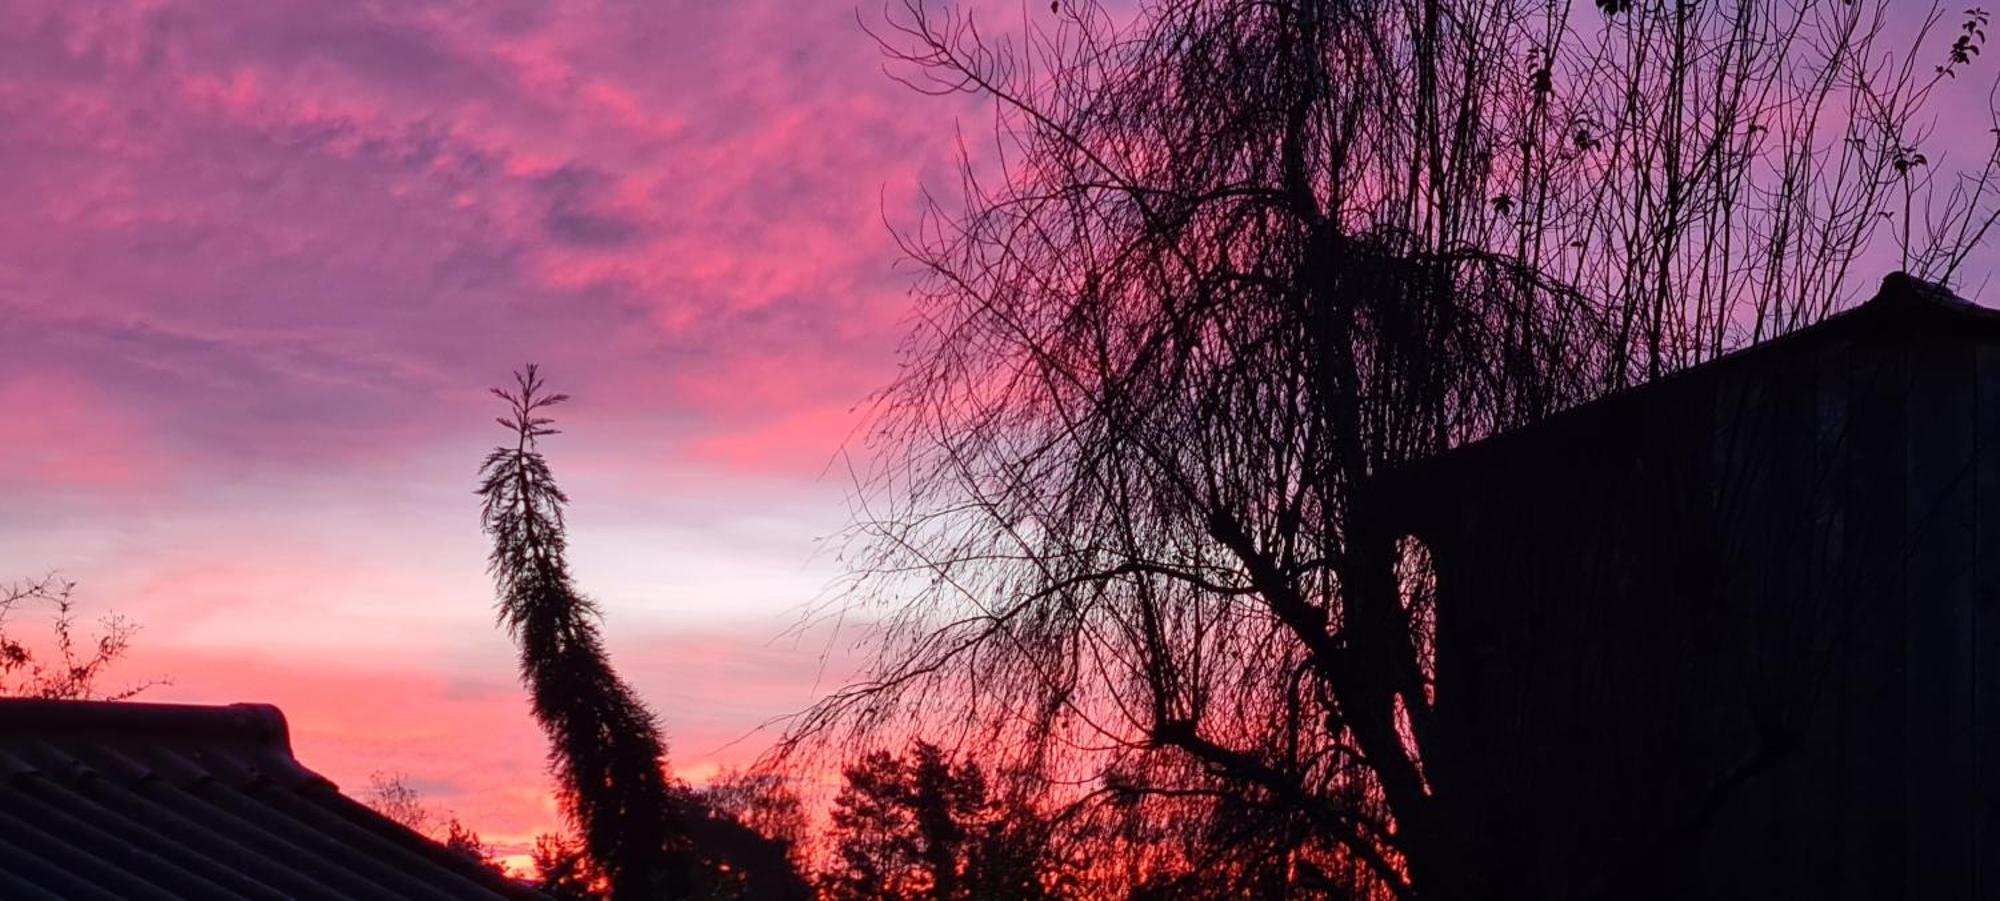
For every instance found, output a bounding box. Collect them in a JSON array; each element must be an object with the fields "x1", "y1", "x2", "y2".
[{"x1": 478, "y1": 366, "x2": 691, "y2": 899}]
